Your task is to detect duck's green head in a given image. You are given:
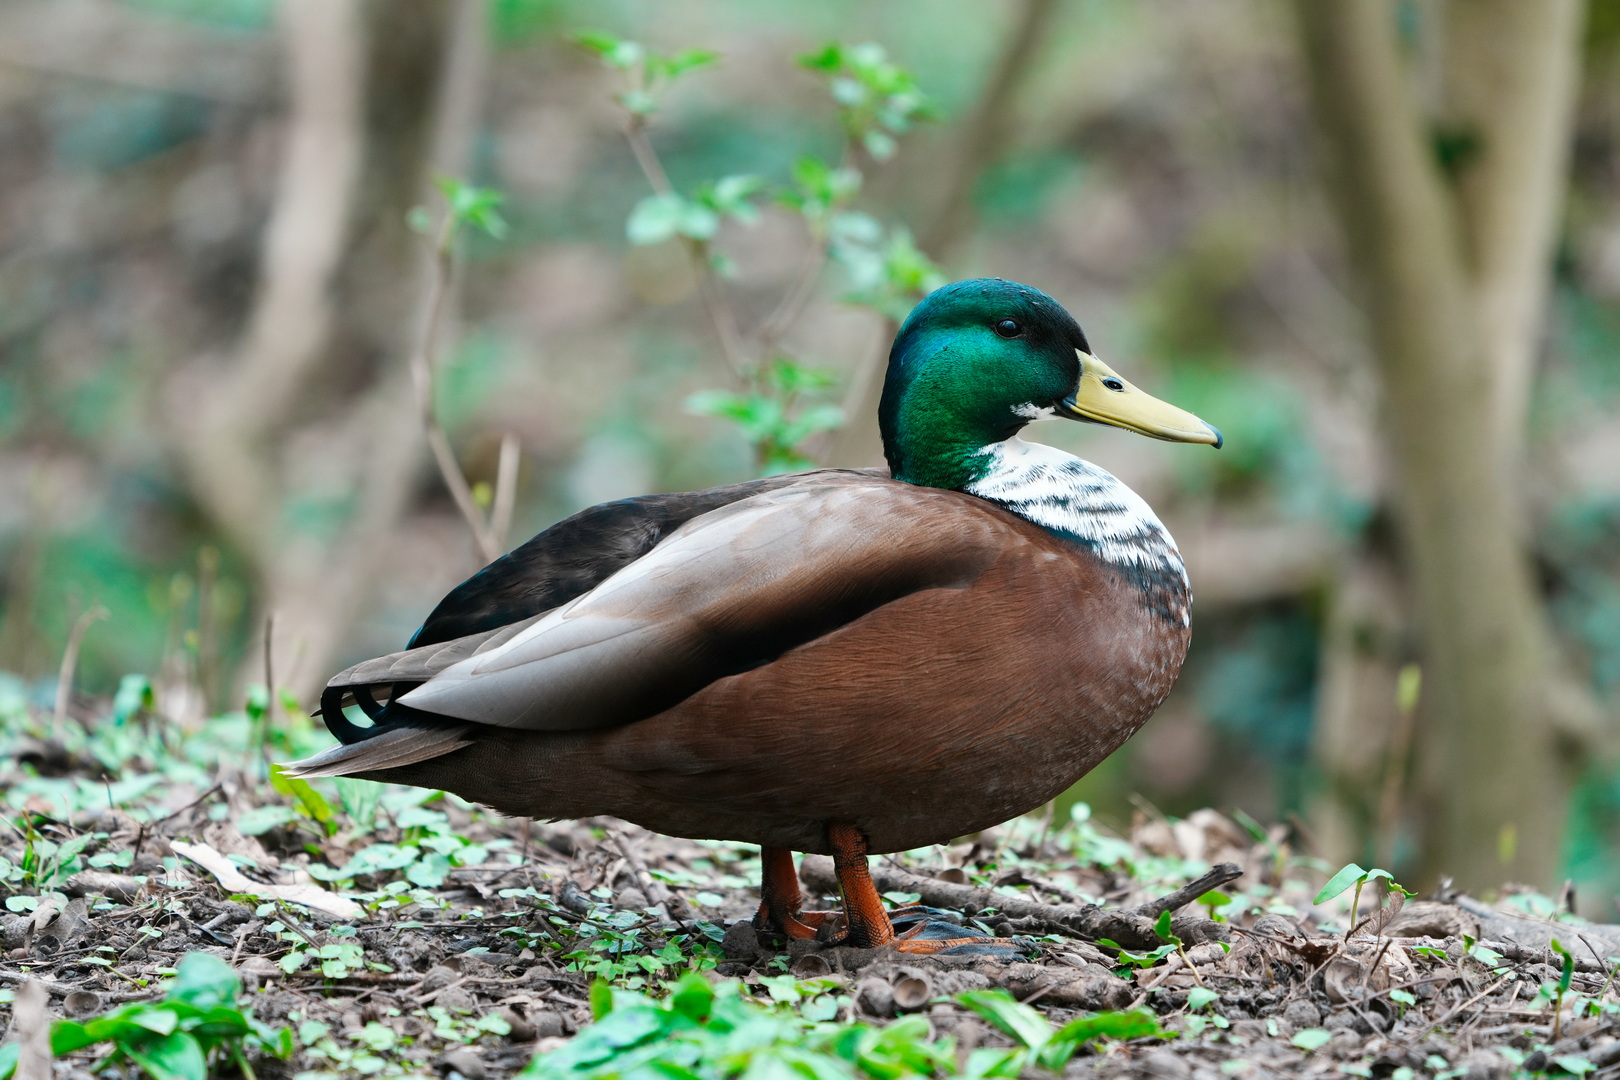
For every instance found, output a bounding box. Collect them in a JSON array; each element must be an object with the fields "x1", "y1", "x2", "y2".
[{"x1": 879, "y1": 278, "x2": 1222, "y2": 489}]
